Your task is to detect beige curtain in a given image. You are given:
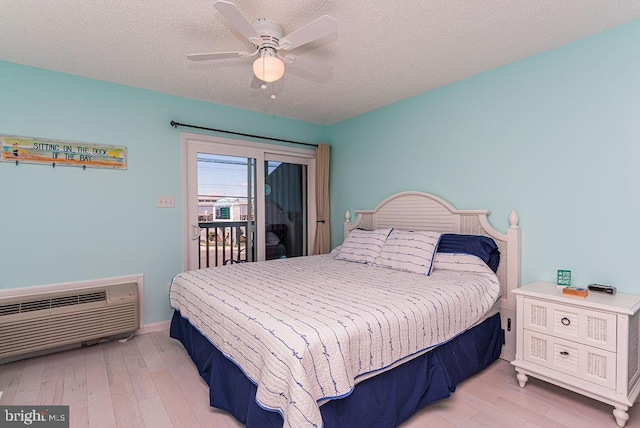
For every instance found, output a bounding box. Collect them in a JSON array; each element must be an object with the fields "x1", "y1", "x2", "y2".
[{"x1": 312, "y1": 143, "x2": 330, "y2": 255}]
